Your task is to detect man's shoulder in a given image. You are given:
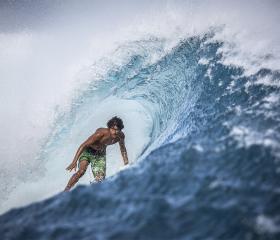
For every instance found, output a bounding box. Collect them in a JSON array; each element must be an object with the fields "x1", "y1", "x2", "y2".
[{"x1": 95, "y1": 127, "x2": 107, "y2": 135}]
